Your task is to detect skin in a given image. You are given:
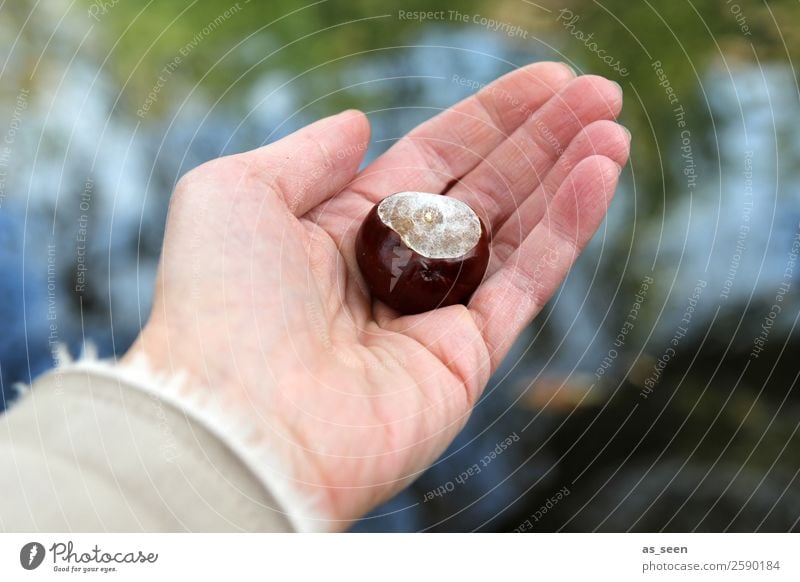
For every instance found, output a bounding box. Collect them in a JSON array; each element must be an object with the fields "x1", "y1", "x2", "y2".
[{"x1": 123, "y1": 62, "x2": 631, "y2": 530}]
